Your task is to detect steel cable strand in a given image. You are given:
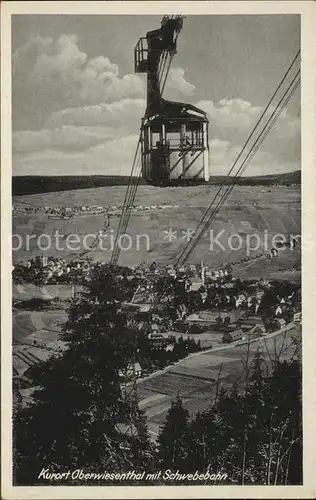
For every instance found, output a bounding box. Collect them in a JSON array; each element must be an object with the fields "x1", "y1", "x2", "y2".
[
  {"x1": 111, "y1": 151, "x2": 142, "y2": 259},
  {"x1": 160, "y1": 31, "x2": 181, "y2": 94},
  {"x1": 174, "y1": 52, "x2": 301, "y2": 208},
  {"x1": 159, "y1": 51, "x2": 169, "y2": 87},
  {"x1": 111, "y1": 137, "x2": 142, "y2": 264},
  {"x1": 175, "y1": 65, "x2": 300, "y2": 265},
  {"x1": 178, "y1": 75, "x2": 300, "y2": 265},
  {"x1": 112, "y1": 156, "x2": 143, "y2": 264},
  {"x1": 161, "y1": 53, "x2": 173, "y2": 94},
  {"x1": 179, "y1": 75, "x2": 300, "y2": 265},
  {"x1": 183, "y1": 74, "x2": 300, "y2": 262},
  {"x1": 111, "y1": 158, "x2": 143, "y2": 265}
]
